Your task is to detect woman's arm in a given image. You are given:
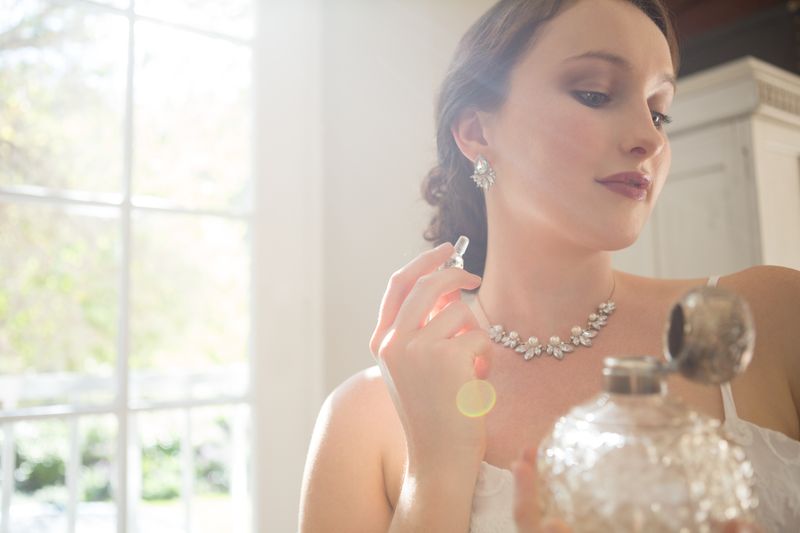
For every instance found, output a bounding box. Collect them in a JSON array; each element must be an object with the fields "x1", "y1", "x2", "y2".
[
  {"x1": 711, "y1": 265, "x2": 800, "y2": 440},
  {"x1": 298, "y1": 368, "x2": 480, "y2": 533},
  {"x1": 754, "y1": 265, "x2": 800, "y2": 432},
  {"x1": 299, "y1": 370, "x2": 393, "y2": 532}
]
